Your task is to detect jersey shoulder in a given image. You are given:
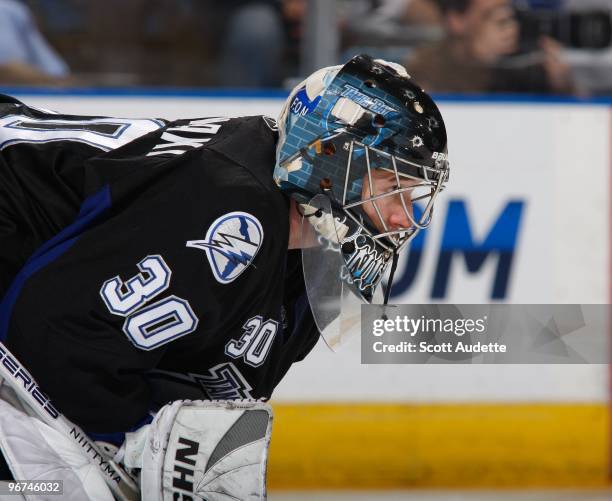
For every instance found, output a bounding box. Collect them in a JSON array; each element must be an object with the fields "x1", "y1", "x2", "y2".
[
  {"x1": 205, "y1": 115, "x2": 279, "y2": 192},
  {"x1": 87, "y1": 115, "x2": 283, "y2": 224}
]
